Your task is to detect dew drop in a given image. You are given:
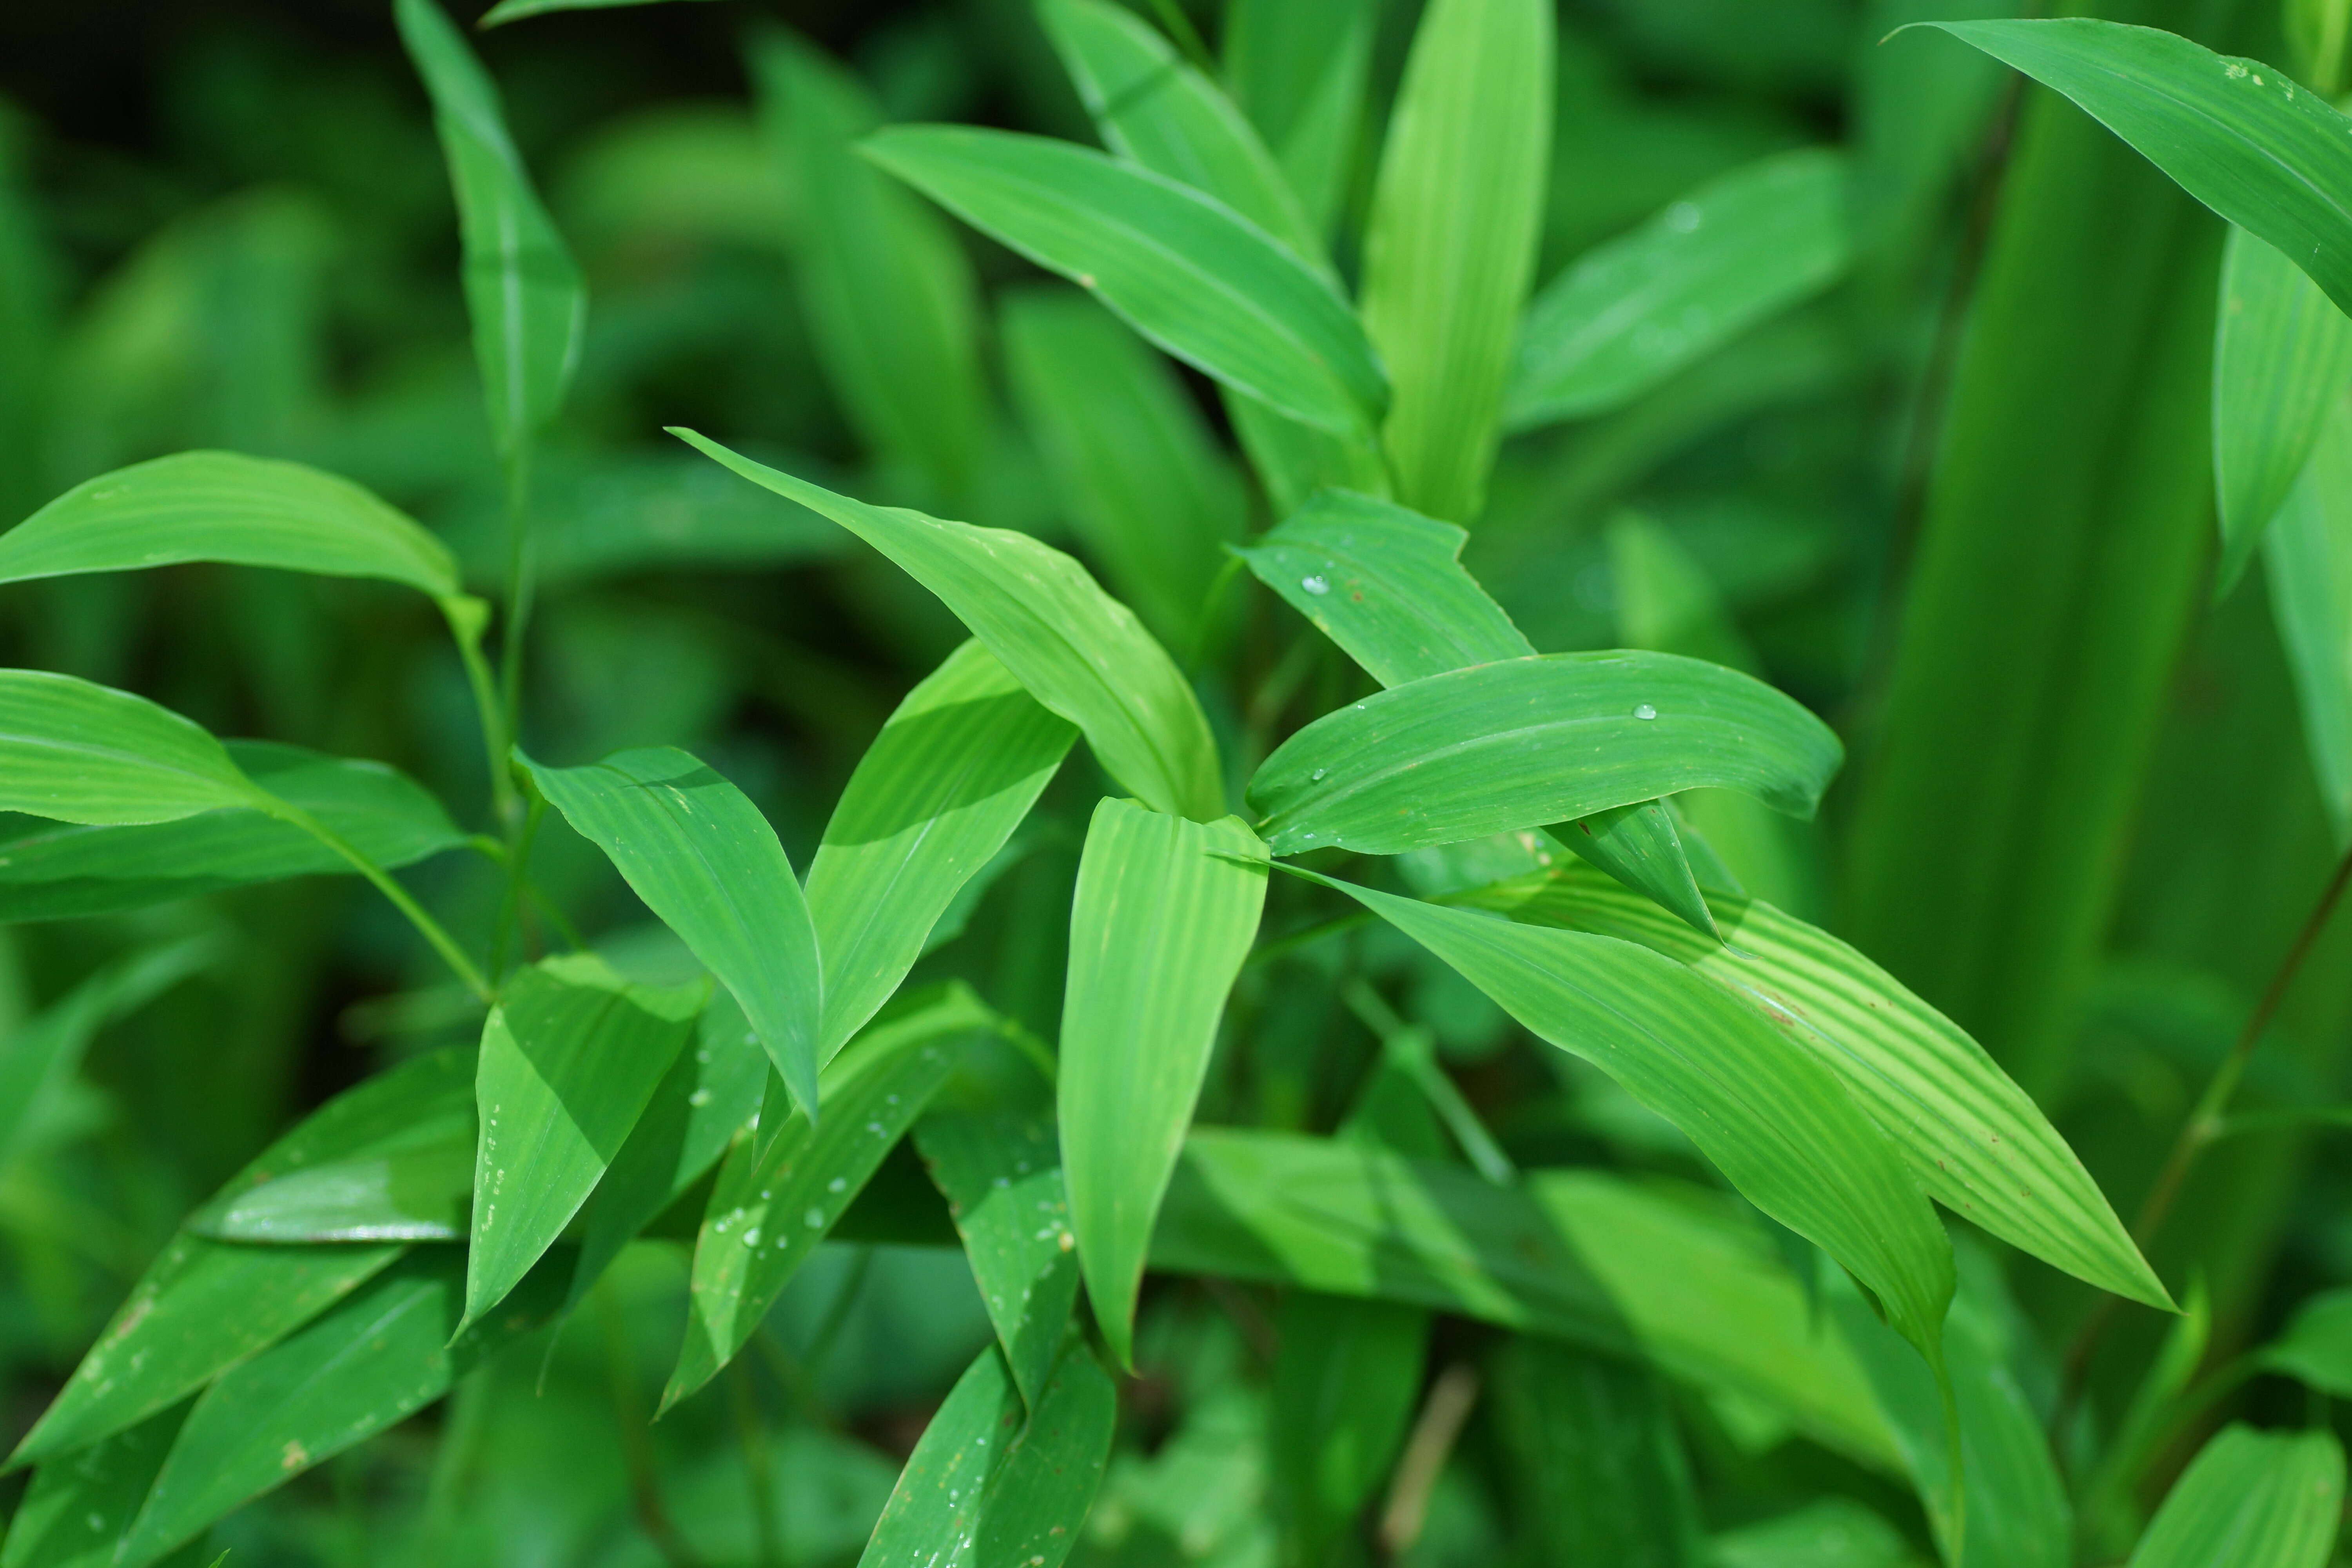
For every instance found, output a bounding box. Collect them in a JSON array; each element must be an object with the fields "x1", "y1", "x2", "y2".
[
  {"x1": 1301, "y1": 573, "x2": 1330, "y2": 596},
  {"x1": 1664, "y1": 201, "x2": 1701, "y2": 233},
  {"x1": 1310, "y1": 768, "x2": 1326, "y2": 781},
  {"x1": 688, "y1": 1088, "x2": 712, "y2": 1107},
  {"x1": 828, "y1": 1176, "x2": 848, "y2": 1193},
  {"x1": 740, "y1": 1227, "x2": 760, "y2": 1247},
  {"x1": 1633, "y1": 703, "x2": 1658, "y2": 720},
  {"x1": 804, "y1": 1207, "x2": 826, "y2": 1228}
]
